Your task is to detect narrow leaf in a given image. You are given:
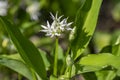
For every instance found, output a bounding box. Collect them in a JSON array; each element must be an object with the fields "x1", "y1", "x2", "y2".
[
  {"x1": 71, "y1": 0, "x2": 103, "y2": 59},
  {"x1": 0, "y1": 17, "x2": 47, "y2": 79},
  {"x1": 0, "y1": 56, "x2": 33, "y2": 80}
]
